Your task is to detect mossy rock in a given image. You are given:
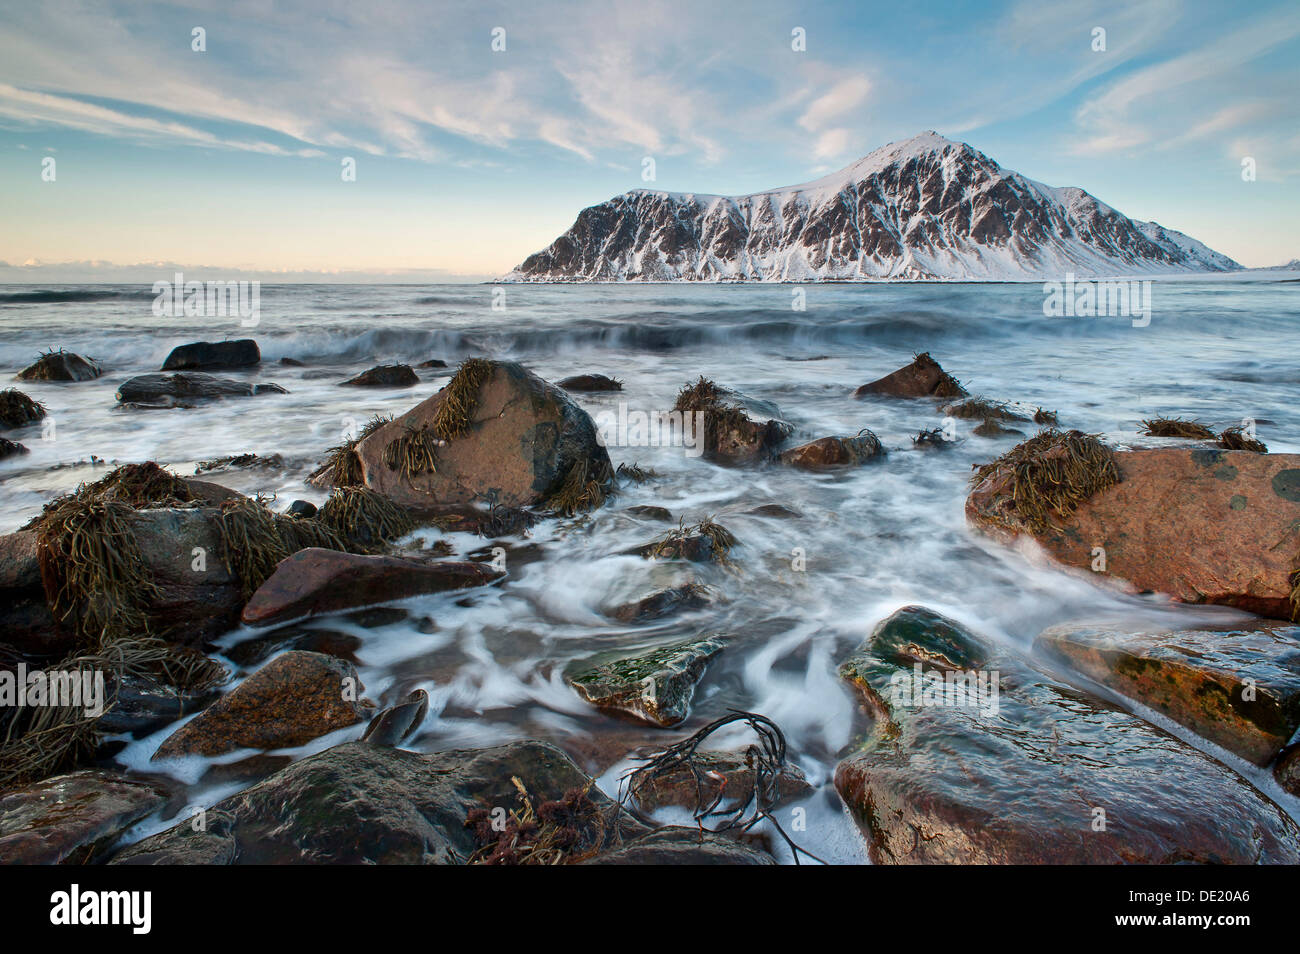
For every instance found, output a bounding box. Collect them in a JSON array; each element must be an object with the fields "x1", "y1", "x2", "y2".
[{"x1": 566, "y1": 634, "x2": 730, "y2": 727}]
